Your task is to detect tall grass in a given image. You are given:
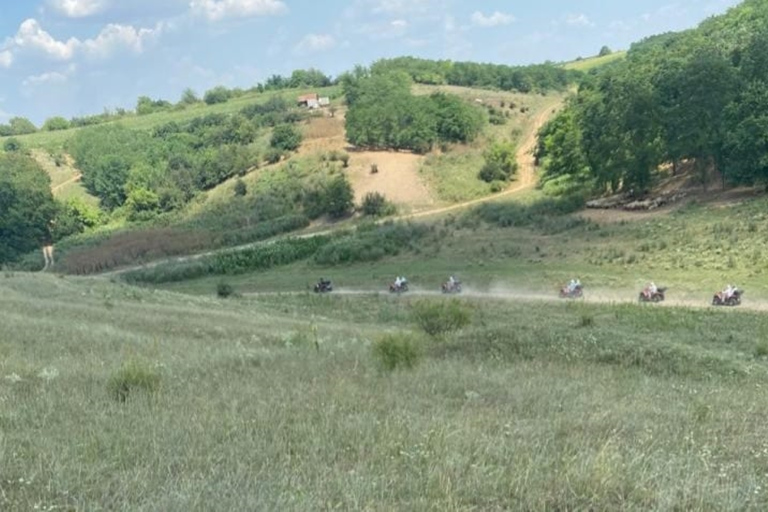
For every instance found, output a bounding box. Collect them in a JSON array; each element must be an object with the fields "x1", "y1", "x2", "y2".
[{"x1": 3, "y1": 275, "x2": 768, "y2": 509}]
